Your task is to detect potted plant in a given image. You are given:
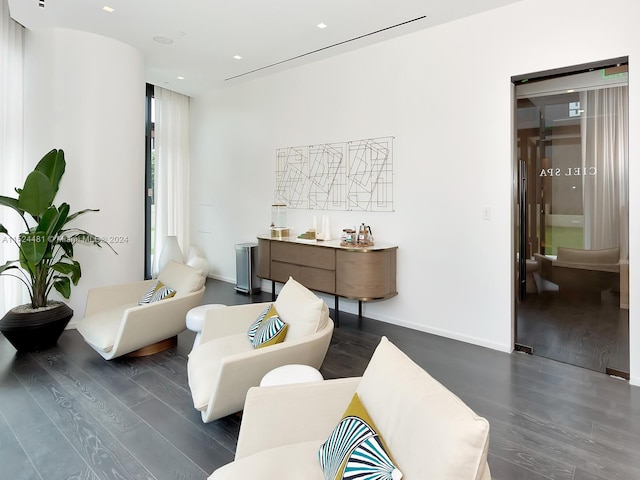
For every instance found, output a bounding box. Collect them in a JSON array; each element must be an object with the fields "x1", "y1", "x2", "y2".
[{"x1": 0, "y1": 148, "x2": 114, "y2": 351}]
